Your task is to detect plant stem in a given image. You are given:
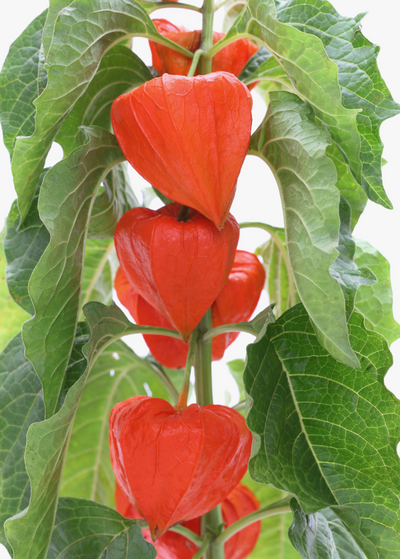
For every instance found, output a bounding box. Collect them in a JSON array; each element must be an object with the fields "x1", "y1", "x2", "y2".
[
  {"x1": 178, "y1": 205, "x2": 191, "y2": 222},
  {"x1": 214, "y1": 498, "x2": 292, "y2": 546},
  {"x1": 198, "y1": 0, "x2": 215, "y2": 74},
  {"x1": 192, "y1": 535, "x2": 212, "y2": 559},
  {"x1": 232, "y1": 400, "x2": 246, "y2": 412},
  {"x1": 194, "y1": 311, "x2": 225, "y2": 559},
  {"x1": 187, "y1": 49, "x2": 205, "y2": 77},
  {"x1": 170, "y1": 525, "x2": 204, "y2": 547},
  {"x1": 202, "y1": 322, "x2": 257, "y2": 342},
  {"x1": 143, "y1": 1, "x2": 202, "y2": 13},
  {"x1": 175, "y1": 331, "x2": 198, "y2": 411},
  {"x1": 145, "y1": 361, "x2": 179, "y2": 404}
]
